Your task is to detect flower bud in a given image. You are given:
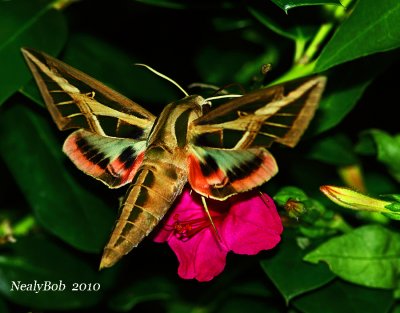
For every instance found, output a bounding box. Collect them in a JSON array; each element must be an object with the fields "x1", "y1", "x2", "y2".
[
  {"x1": 284, "y1": 199, "x2": 306, "y2": 219},
  {"x1": 320, "y1": 185, "x2": 398, "y2": 217}
]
